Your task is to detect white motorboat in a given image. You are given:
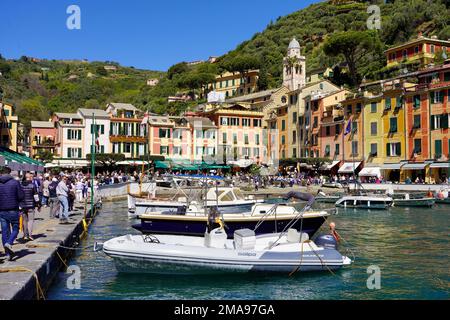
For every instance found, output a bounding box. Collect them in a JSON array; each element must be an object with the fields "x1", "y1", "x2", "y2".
[
  {"x1": 335, "y1": 195, "x2": 393, "y2": 209},
  {"x1": 130, "y1": 186, "x2": 263, "y2": 216},
  {"x1": 103, "y1": 227, "x2": 351, "y2": 275}
]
